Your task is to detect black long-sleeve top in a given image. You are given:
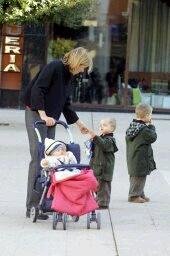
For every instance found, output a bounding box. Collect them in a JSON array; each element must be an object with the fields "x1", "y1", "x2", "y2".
[{"x1": 24, "y1": 60, "x2": 79, "y2": 124}]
